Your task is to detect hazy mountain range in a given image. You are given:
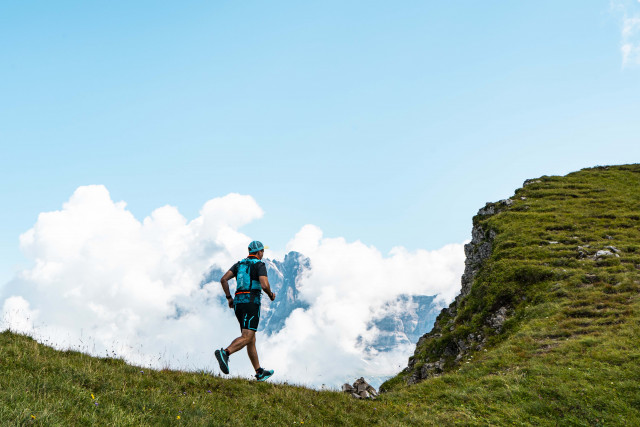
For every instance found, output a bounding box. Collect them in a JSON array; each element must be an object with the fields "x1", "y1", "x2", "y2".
[{"x1": 201, "y1": 251, "x2": 441, "y2": 352}]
